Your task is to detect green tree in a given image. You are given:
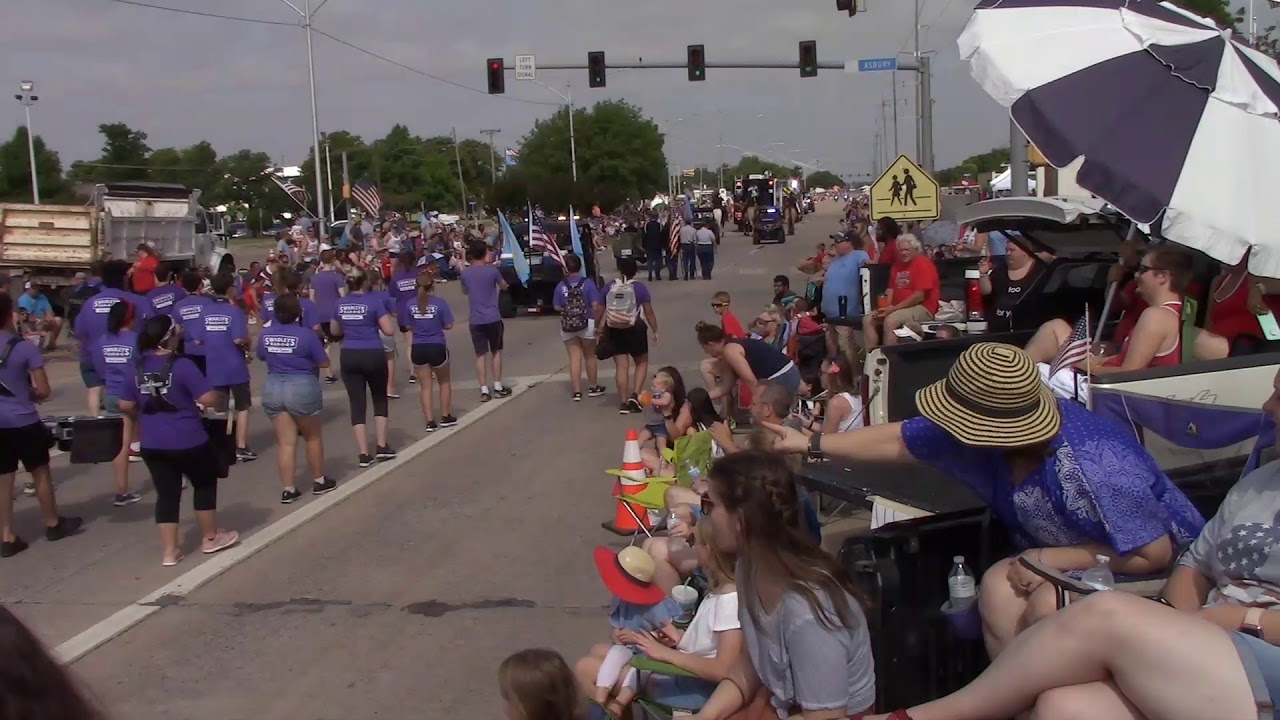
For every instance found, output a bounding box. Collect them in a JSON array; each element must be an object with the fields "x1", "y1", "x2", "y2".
[
  {"x1": 0, "y1": 126, "x2": 67, "y2": 202},
  {"x1": 935, "y1": 147, "x2": 1011, "y2": 187},
  {"x1": 804, "y1": 170, "x2": 845, "y2": 188},
  {"x1": 215, "y1": 149, "x2": 291, "y2": 233},
  {"x1": 1169, "y1": 0, "x2": 1234, "y2": 28},
  {"x1": 69, "y1": 122, "x2": 152, "y2": 183}
]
